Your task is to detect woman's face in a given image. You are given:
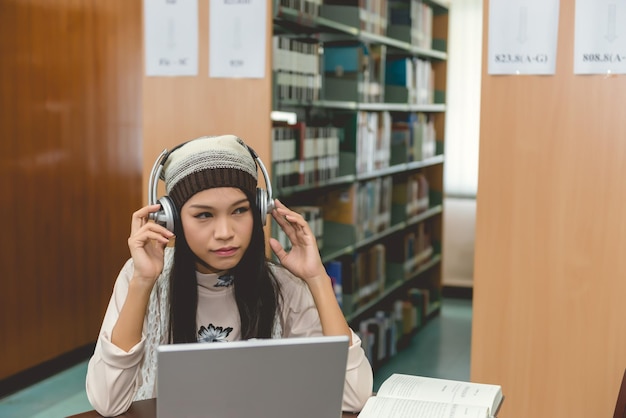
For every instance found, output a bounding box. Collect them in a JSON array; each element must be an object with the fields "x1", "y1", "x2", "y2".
[{"x1": 180, "y1": 187, "x2": 254, "y2": 274}]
